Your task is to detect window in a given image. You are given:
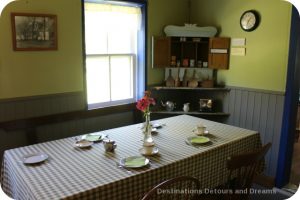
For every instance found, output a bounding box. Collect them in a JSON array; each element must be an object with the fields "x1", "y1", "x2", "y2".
[{"x1": 84, "y1": 1, "x2": 145, "y2": 109}]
